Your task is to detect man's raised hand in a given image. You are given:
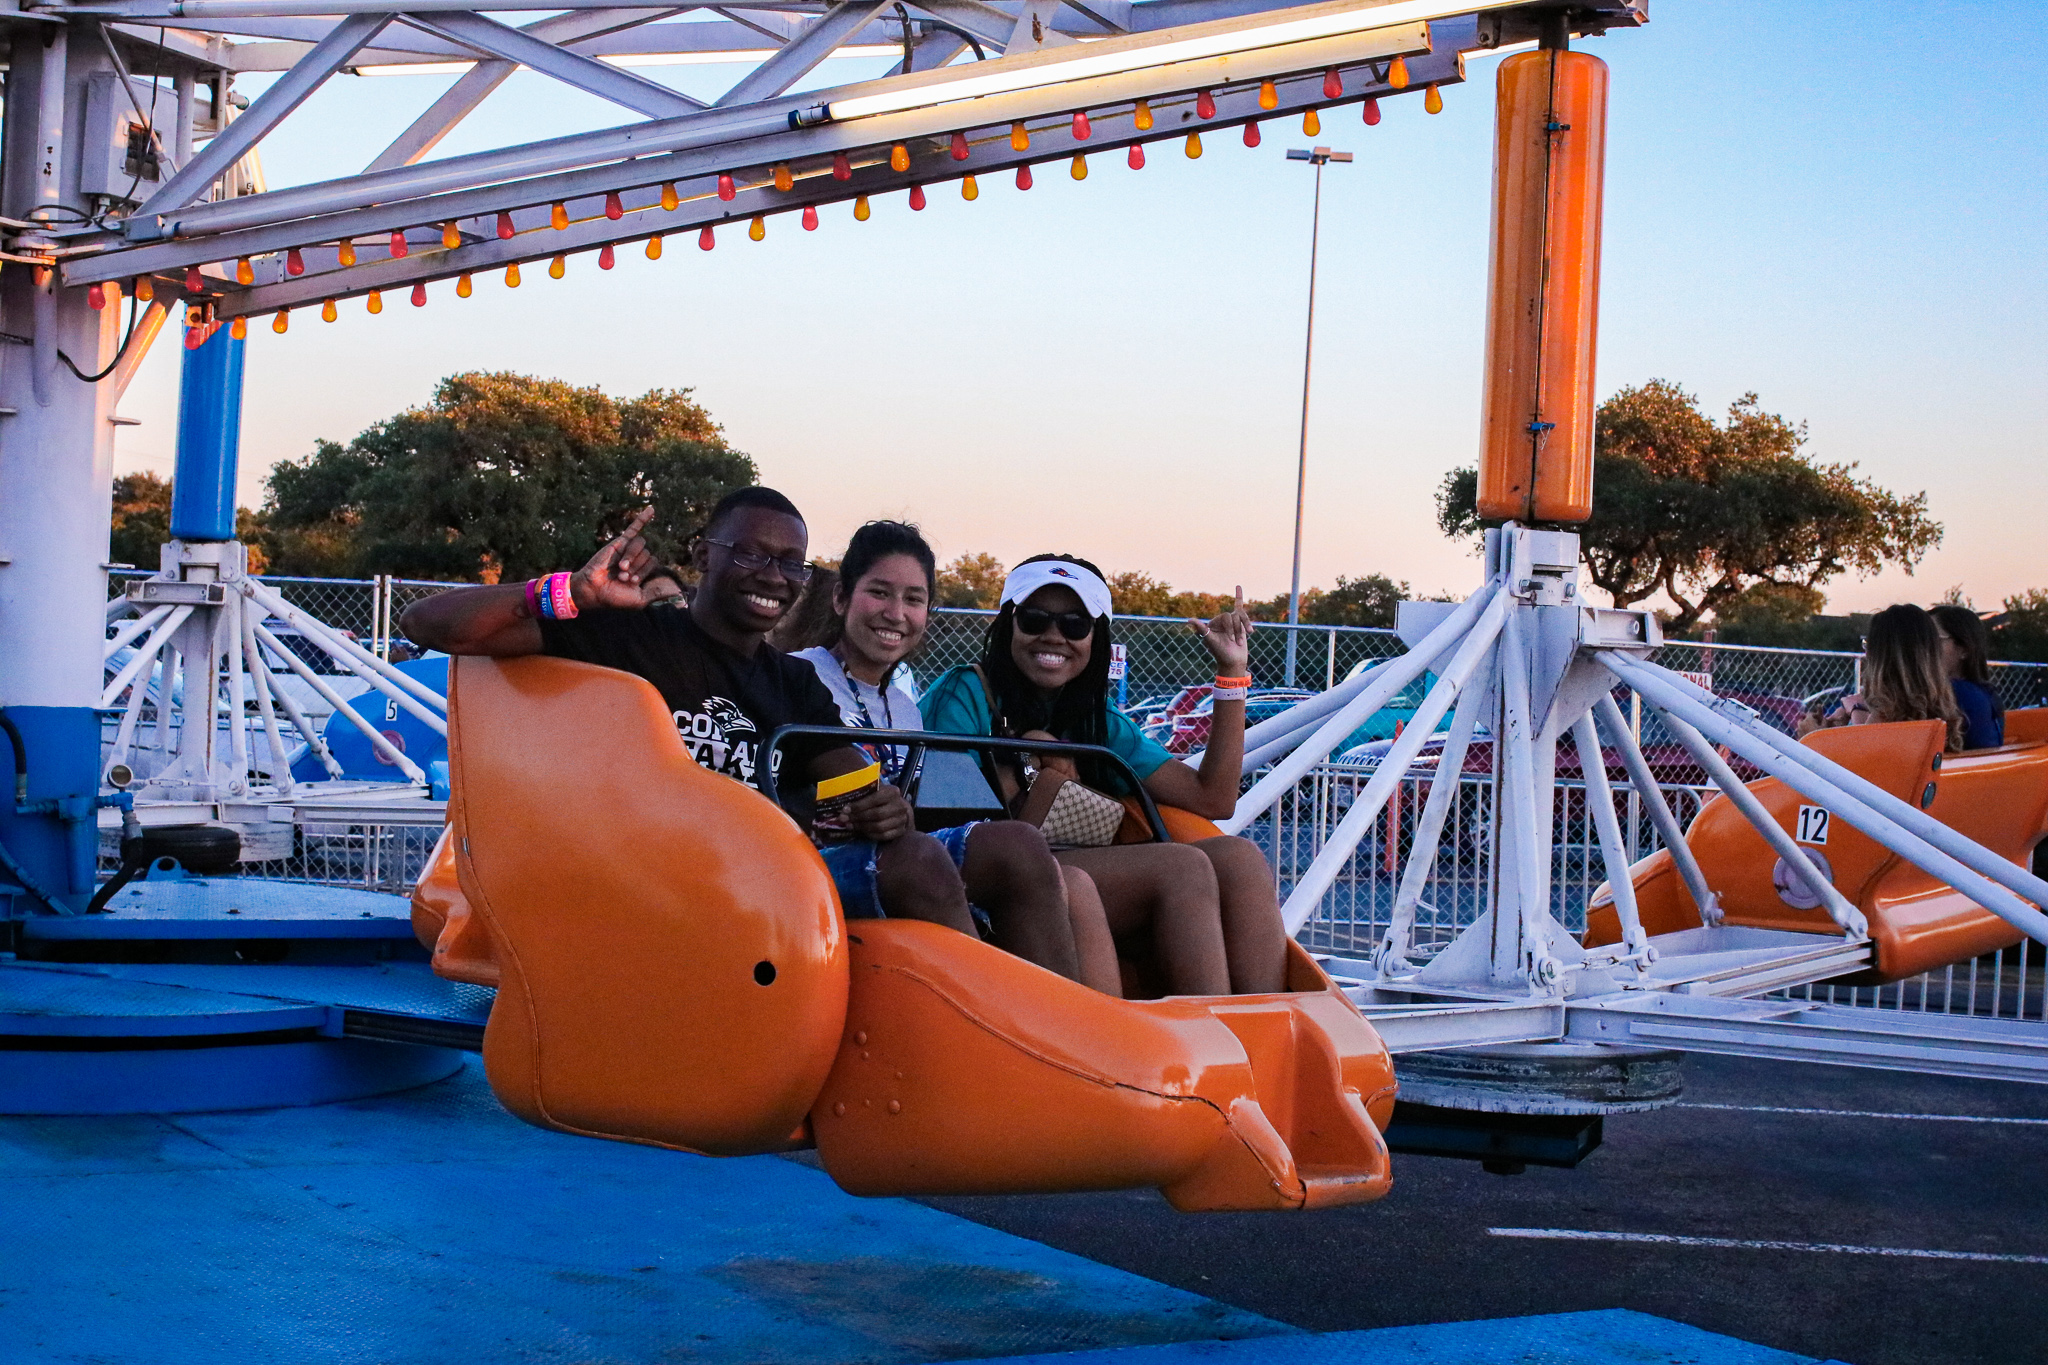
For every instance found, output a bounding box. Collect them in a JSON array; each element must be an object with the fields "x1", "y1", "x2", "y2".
[{"x1": 571, "y1": 506, "x2": 658, "y2": 611}]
